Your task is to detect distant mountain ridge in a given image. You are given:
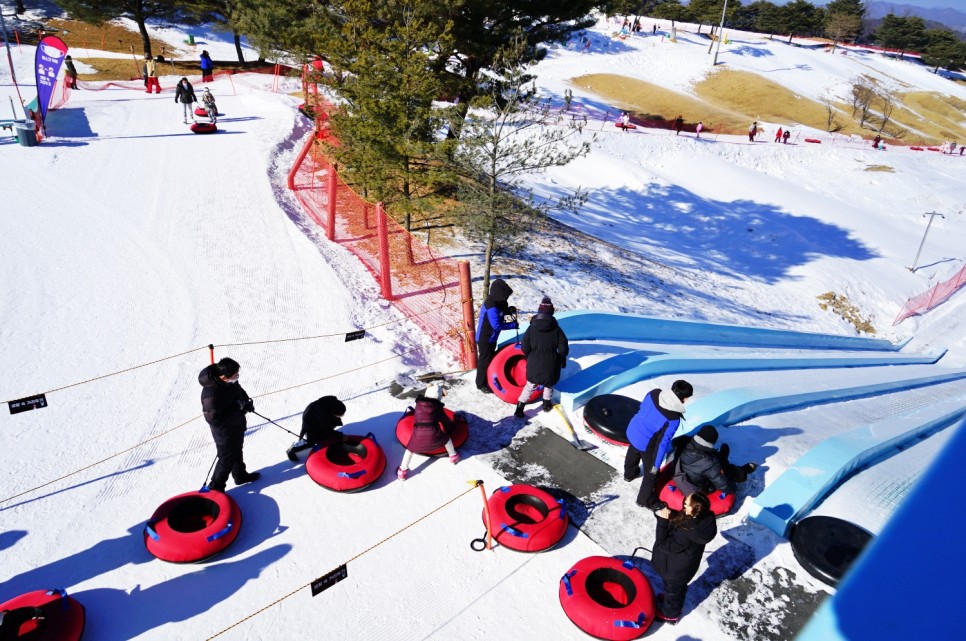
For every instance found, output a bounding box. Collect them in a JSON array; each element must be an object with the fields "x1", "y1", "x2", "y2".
[{"x1": 867, "y1": 1, "x2": 966, "y2": 33}]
